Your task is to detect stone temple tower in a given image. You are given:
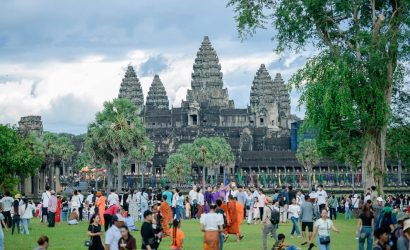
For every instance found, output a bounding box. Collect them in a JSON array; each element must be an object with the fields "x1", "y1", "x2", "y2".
[
  {"x1": 18, "y1": 116, "x2": 43, "y2": 137},
  {"x1": 146, "y1": 75, "x2": 169, "y2": 111},
  {"x1": 118, "y1": 65, "x2": 144, "y2": 114},
  {"x1": 250, "y1": 64, "x2": 291, "y2": 130},
  {"x1": 184, "y1": 36, "x2": 234, "y2": 108}
]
